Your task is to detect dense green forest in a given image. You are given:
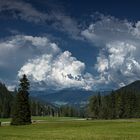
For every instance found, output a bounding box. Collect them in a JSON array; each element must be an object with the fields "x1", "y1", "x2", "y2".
[
  {"x1": 1, "y1": 80, "x2": 140, "y2": 119},
  {"x1": 0, "y1": 83, "x2": 13, "y2": 118},
  {"x1": 88, "y1": 81, "x2": 140, "y2": 119},
  {"x1": 0, "y1": 82, "x2": 82, "y2": 118},
  {"x1": 0, "y1": 82, "x2": 58, "y2": 118}
]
